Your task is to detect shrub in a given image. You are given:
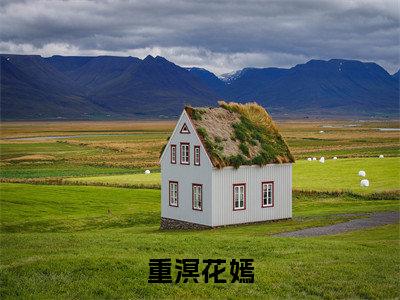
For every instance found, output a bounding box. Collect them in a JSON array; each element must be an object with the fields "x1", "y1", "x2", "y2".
[
  {"x1": 239, "y1": 143, "x2": 250, "y2": 157},
  {"x1": 197, "y1": 127, "x2": 208, "y2": 139},
  {"x1": 196, "y1": 127, "x2": 226, "y2": 168},
  {"x1": 228, "y1": 154, "x2": 247, "y2": 169},
  {"x1": 185, "y1": 106, "x2": 205, "y2": 121}
]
